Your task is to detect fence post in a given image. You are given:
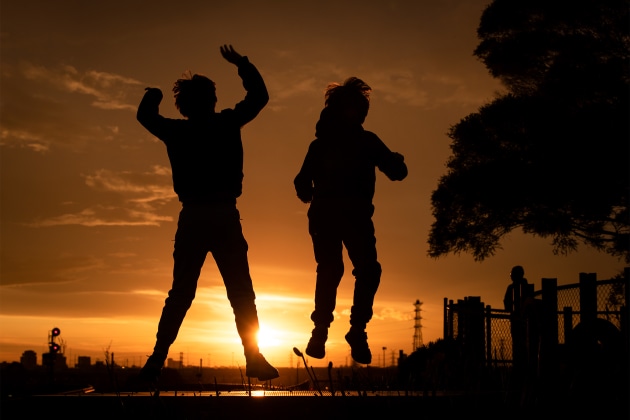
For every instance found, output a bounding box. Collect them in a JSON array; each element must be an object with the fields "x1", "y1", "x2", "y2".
[
  {"x1": 563, "y1": 307, "x2": 573, "y2": 344},
  {"x1": 485, "y1": 305, "x2": 492, "y2": 367},
  {"x1": 443, "y1": 297, "x2": 448, "y2": 339},
  {"x1": 540, "y1": 278, "x2": 558, "y2": 380},
  {"x1": 458, "y1": 297, "x2": 485, "y2": 383},
  {"x1": 579, "y1": 272, "x2": 597, "y2": 327},
  {"x1": 623, "y1": 268, "x2": 630, "y2": 358}
]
